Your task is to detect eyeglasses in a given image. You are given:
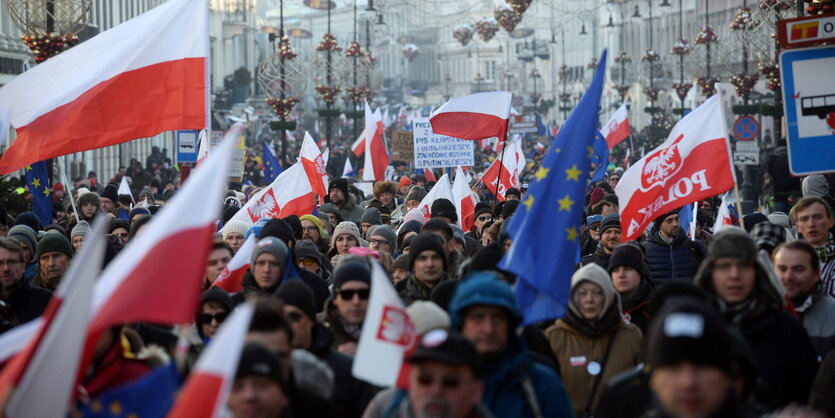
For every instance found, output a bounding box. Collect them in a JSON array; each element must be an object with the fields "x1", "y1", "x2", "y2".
[
  {"x1": 298, "y1": 258, "x2": 318, "y2": 267},
  {"x1": 416, "y1": 373, "x2": 463, "y2": 389},
  {"x1": 0, "y1": 259, "x2": 22, "y2": 267},
  {"x1": 337, "y1": 288, "x2": 370, "y2": 300},
  {"x1": 369, "y1": 238, "x2": 390, "y2": 247},
  {"x1": 303, "y1": 226, "x2": 319, "y2": 233},
  {"x1": 199, "y1": 312, "x2": 228, "y2": 324},
  {"x1": 477, "y1": 216, "x2": 492, "y2": 222},
  {"x1": 286, "y1": 311, "x2": 305, "y2": 323},
  {"x1": 609, "y1": 177, "x2": 620, "y2": 182},
  {"x1": 588, "y1": 225, "x2": 600, "y2": 230}
]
